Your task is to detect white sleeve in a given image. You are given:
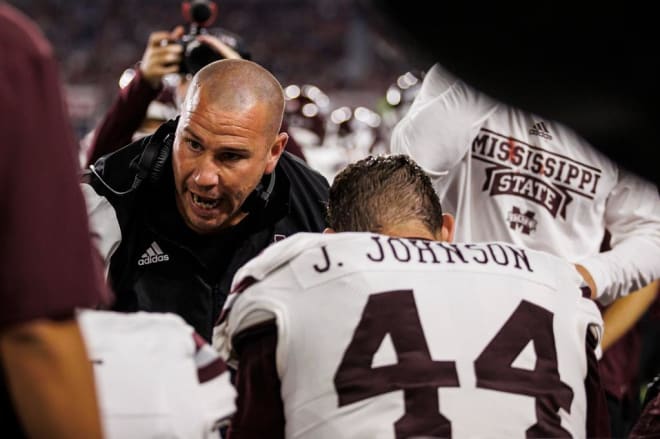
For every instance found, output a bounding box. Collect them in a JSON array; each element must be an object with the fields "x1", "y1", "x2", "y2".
[
  {"x1": 390, "y1": 63, "x2": 496, "y2": 175},
  {"x1": 81, "y1": 183, "x2": 121, "y2": 278},
  {"x1": 578, "y1": 170, "x2": 660, "y2": 304}
]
